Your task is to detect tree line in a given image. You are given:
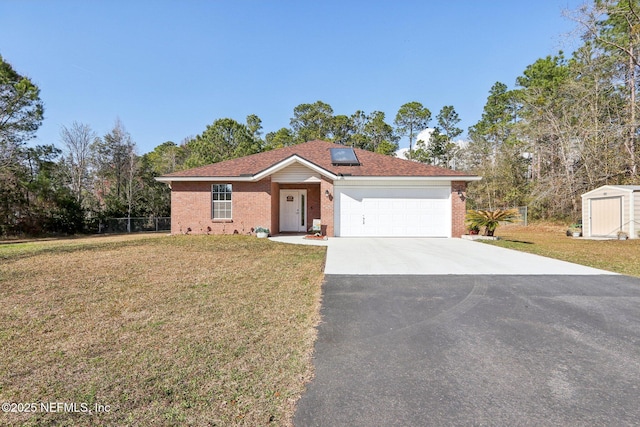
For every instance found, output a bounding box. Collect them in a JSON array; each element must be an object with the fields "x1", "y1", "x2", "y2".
[
  {"x1": 181, "y1": 100, "x2": 458, "y2": 168},
  {"x1": 2, "y1": 0, "x2": 638, "y2": 235},
  {"x1": 463, "y1": 0, "x2": 640, "y2": 220},
  {"x1": 0, "y1": 58, "x2": 457, "y2": 236}
]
